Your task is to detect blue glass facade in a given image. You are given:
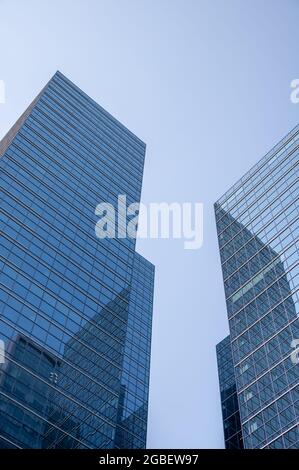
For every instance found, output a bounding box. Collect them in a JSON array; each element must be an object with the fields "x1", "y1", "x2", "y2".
[
  {"x1": 216, "y1": 336, "x2": 244, "y2": 449},
  {"x1": 215, "y1": 125, "x2": 299, "y2": 448},
  {"x1": 0, "y1": 71, "x2": 154, "y2": 449}
]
